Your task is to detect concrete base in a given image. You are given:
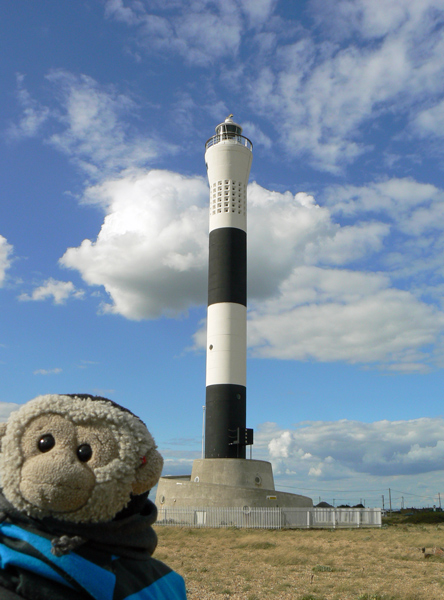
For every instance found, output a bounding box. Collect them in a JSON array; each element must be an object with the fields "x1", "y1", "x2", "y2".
[{"x1": 155, "y1": 458, "x2": 312, "y2": 509}]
